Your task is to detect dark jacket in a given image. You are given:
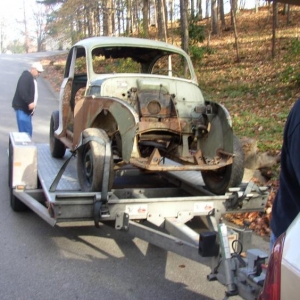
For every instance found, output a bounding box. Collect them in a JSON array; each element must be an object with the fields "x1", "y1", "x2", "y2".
[
  {"x1": 271, "y1": 98, "x2": 300, "y2": 238},
  {"x1": 12, "y1": 70, "x2": 35, "y2": 115}
]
